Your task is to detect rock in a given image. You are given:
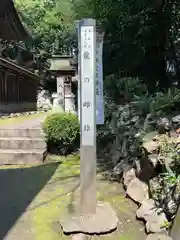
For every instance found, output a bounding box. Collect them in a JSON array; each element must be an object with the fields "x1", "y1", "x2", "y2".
[
  {"x1": 143, "y1": 141, "x2": 160, "y2": 154},
  {"x1": 172, "y1": 115, "x2": 180, "y2": 123},
  {"x1": 37, "y1": 90, "x2": 52, "y2": 110},
  {"x1": 123, "y1": 166, "x2": 136, "y2": 187},
  {"x1": 158, "y1": 154, "x2": 173, "y2": 169},
  {"x1": 111, "y1": 149, "x2": 123, "y2": 165},
  {"x1": 137, "y1": 153, "x2": 157, "y2": 182},
  {"x1": 146, "y1": 233, "x2": 172, "y2": 240},
  {"x1": 144, "y1": 113, "x2": 158, "y2": 132},
  {"x1": 146, "y1": 211, "x2": 169, "y2": 233},
  {"x1": 113, "y1": 158, "x2": 129, "y2": 178},
  {"x1": 113, "y1": 162, "x2": 123, "y2": 177},
  {"x1": 172, "y1": 115, "x2": 180, "y2": 128},
  {"x1": 110, "y1": 103, "x2": 142, "y2": 164},
  {"x1": 131, "y1": 115, "x2": 140, "y2": 123},
  {"x1": 134, "y1": 158, "x2": 141, "y2": 176},
  {"x1": 136, "y1": 199, "x2": 157, "y2": 221},
  {"x1": 143, "y1": 132, "x2": 158, "y2": 143},
  {"x1": 149, "y1": 177, "x2": 162, "y2": 201},
  {"x1": 149, "y1": 154, "x2": 159, "y2": 168},
  {"x1": 10, "y1": 113, "x2": 15, "y2": 118},
  {"x1": 126, "y1": 178, "x2": 149, "y2": 204},
  {"x1": 157, "y1": 118, "x2": 171, "y2": 135}
]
